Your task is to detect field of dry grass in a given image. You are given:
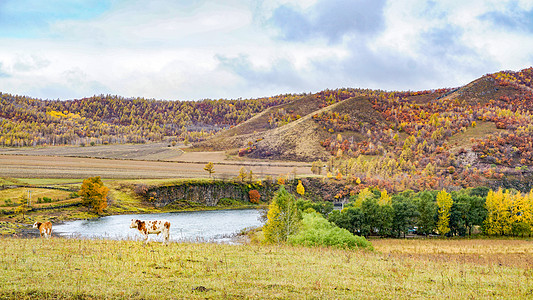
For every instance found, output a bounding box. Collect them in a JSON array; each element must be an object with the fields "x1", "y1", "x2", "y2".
[
  {"x1": 0, "y1": 188, "x2": 73, "y2": 205},
  {"x1": 372, "y1": 238, "x2": 533, "y2": 269},
  {"x1": 0, "y1": 238, "x2": 531, "y2": 299},
  {"x1": 0, "y1": 143, "x2": 184, "y2": 161},
  {"x1": 0, "y1": 153, "x2": 311, "y2": 179}
]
